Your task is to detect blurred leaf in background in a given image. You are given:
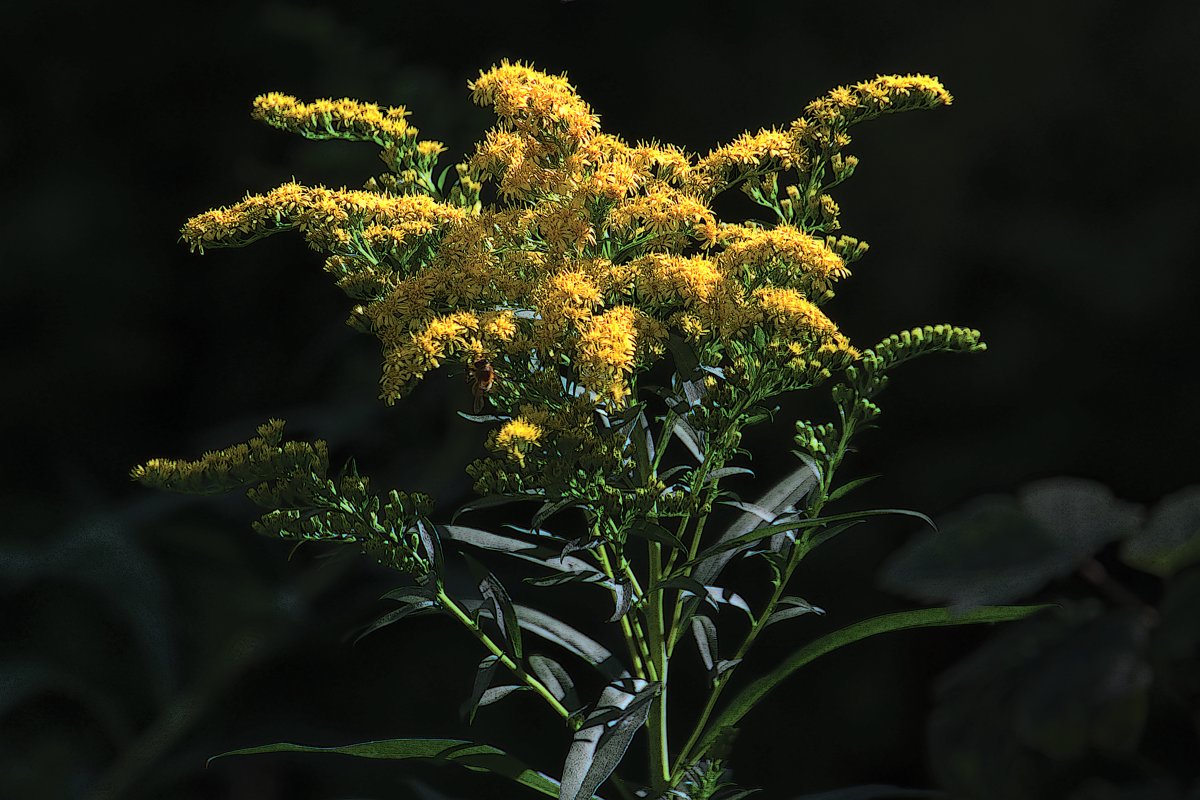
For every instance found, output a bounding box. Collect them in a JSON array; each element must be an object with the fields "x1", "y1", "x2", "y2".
[{"x1": 880, "y1": 478, "x2": 1200, "y2": 800}]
